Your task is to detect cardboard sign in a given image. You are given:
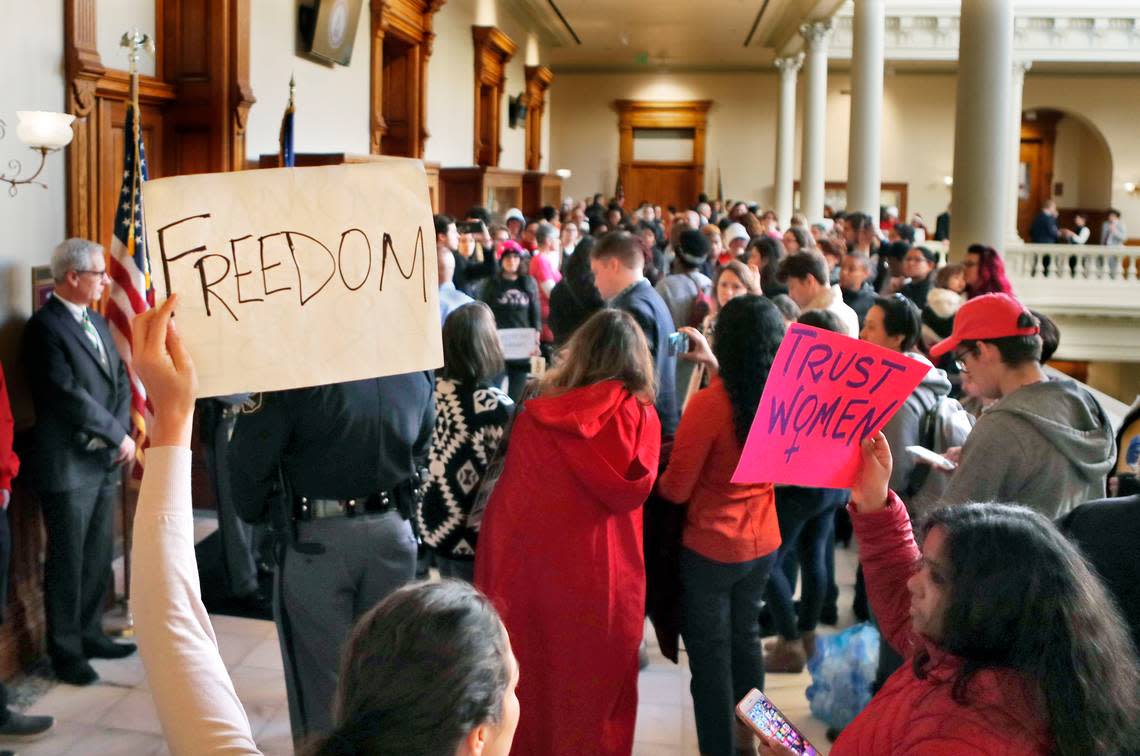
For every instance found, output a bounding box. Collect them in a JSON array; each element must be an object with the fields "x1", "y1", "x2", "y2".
[
  {"x1": 498, "y1": 328, "x2": 539, "y2": 361},
  {"x1": 141, "y1": 161, "x2": 441, "y2": 397},
  {"x1": 732, "y1": 324, "x2": 930, "y2": 488}
]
